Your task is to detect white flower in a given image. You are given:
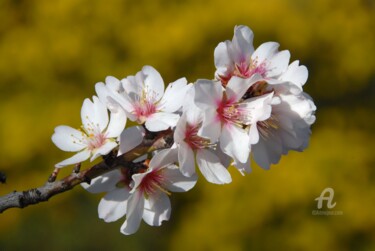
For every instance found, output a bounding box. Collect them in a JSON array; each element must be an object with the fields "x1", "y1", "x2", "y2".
[
  {"x1": 96, "y1": 66, "x2": 191, "y2": 132},
  {"x1": 214, "y1": 25, "x2": 291, "y2": 86},
  {"x1": 52, "y1": 96, "x2": 126, "y2": 167},
  {"x1": 252, "y1": 90, "x2": 316, "y2": 169},
  {"x1": 193, "y1": 76, "x2": 273, "y2": 173},
  {"x1": 173, "y1": 108, "x2": 232, "y2": 184},
  {"x1": 82, "y1": 149, "x2": 197, "y2": 235}
]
